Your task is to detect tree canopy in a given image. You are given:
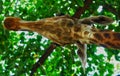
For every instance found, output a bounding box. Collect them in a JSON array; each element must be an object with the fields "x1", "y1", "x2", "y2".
[{"x1": 0, "y1": 0, "x2": 120, "y2": 76}]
